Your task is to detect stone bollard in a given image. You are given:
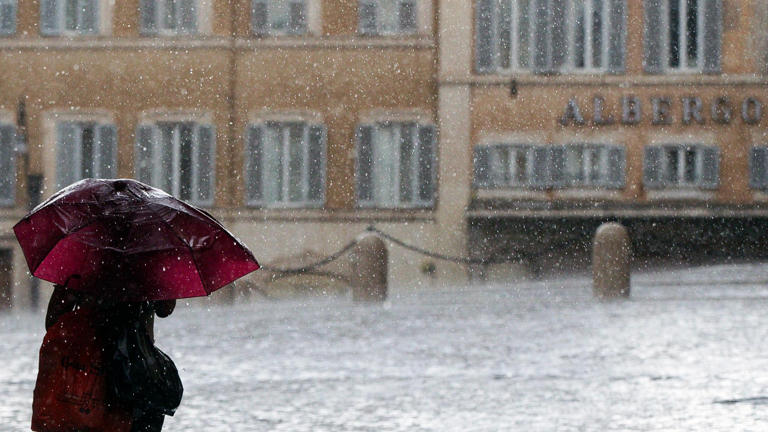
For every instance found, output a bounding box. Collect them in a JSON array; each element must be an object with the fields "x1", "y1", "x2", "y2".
[
  {"x1": 350, "y1": 233, "x2": 388, "y2": 302},
  {"x1": 592, "y1": 222, "x2": 631, "y2": 299}
]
